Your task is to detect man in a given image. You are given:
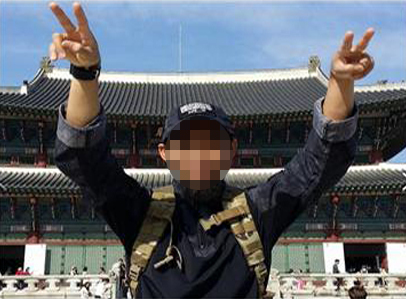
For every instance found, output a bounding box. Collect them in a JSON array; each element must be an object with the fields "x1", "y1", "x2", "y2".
[
  {"x1": 110, "y1": 258, "x2": 124, "y2": 279},
  {"x1": 95, "y1": 278, "x2": 112, "y2": 299},
  {"x1": 110, "y1": 258, "x2": 126, "y2": 296},
  {"x1": 50, "y1": 2, "x2": 375, "y2": 297},
  {"x1": 333, "y1": 259, "x2": 340, "y2": 274},
  {"x1": 333, "y1": 259, "x2": 344, "y2": 291},
  {"x1": 70, "y1": 265, "x2": 78, "y2": 276},
  {"x1": 80, "y1": 281, "x2": 92, "y2": 299}
]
